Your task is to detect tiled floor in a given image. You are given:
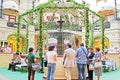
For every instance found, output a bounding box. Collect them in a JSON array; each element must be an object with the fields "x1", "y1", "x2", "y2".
[
  {"x1": 0, "y1": 75, "x2": 8, "y2": 80},
  {"x1": 0, "y1": 68, "x2": 120, "y2": 80},
  {"x1": 0, "y1": 68, "x2": 43, "y2": 80}
]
